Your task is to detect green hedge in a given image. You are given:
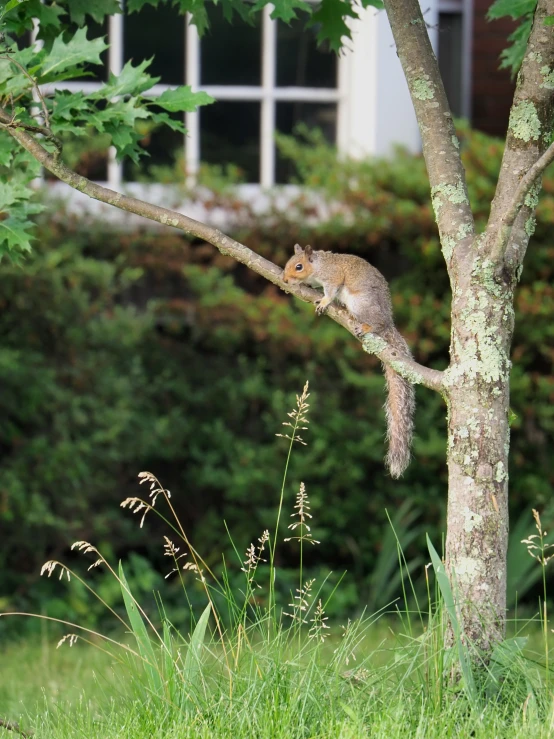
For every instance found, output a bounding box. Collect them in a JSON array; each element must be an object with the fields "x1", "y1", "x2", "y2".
[{"x1": 0, "y1": 126, "x2": 552, "y2": 631}]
